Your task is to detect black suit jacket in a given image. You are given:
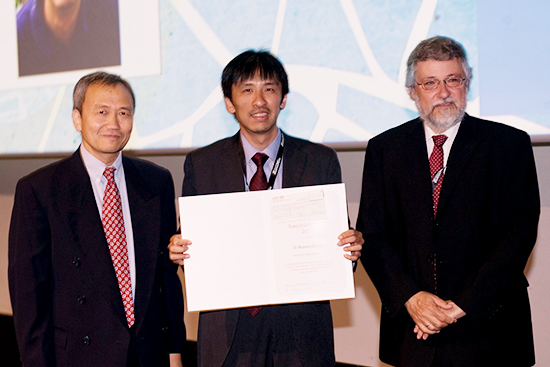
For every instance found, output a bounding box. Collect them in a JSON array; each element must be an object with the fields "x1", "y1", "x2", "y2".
[
  {"x1": 182, "y1": 132, "x2": 341, "y2": 367},
  {"x1": 356, "y1": 115, "x2": 540, "y2": 367},
  {"x1": 8, "y1": 151, "x2": 186, "y2": 367}
]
